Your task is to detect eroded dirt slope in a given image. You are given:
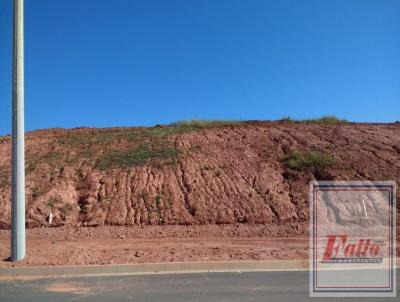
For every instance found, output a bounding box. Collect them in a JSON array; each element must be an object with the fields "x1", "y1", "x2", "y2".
[{"x1": 0, "y1": 121, "x2": 399, "y2": 230}]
